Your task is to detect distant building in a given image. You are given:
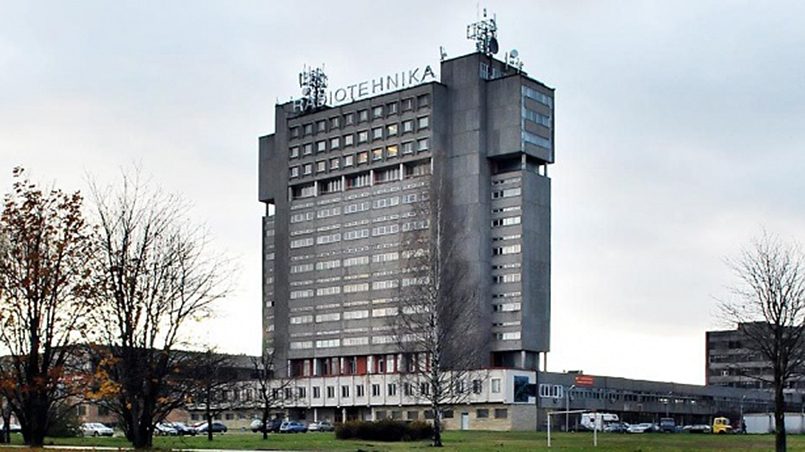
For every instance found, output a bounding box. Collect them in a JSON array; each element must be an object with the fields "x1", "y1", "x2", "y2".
[{"x1": 706, "y1": 323, "x2": 805, "y2": 390}]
